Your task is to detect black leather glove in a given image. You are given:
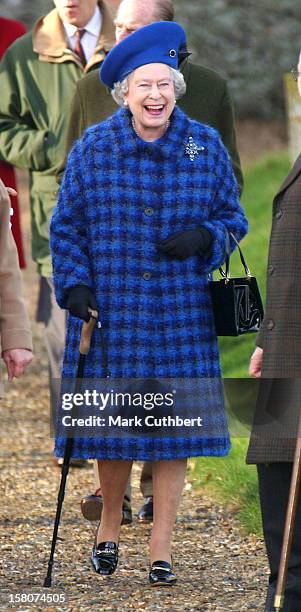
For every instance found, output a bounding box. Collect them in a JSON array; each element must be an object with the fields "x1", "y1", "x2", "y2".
[
  {"x1": 157, "y1": 228, "x2": 213, "y2": 261},
  {"x1": 66, "y1": 285, "x2": 98, "y2": 322}
]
